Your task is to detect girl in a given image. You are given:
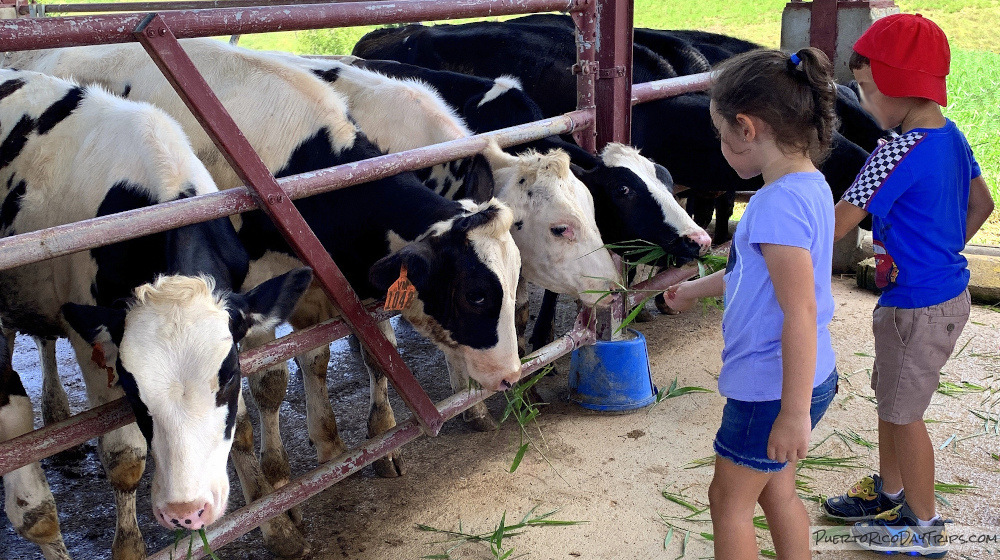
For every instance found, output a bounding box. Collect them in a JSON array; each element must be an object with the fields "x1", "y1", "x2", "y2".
[{"x1": 665, "y1": 47, "x2": 839, "y2": 559}]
